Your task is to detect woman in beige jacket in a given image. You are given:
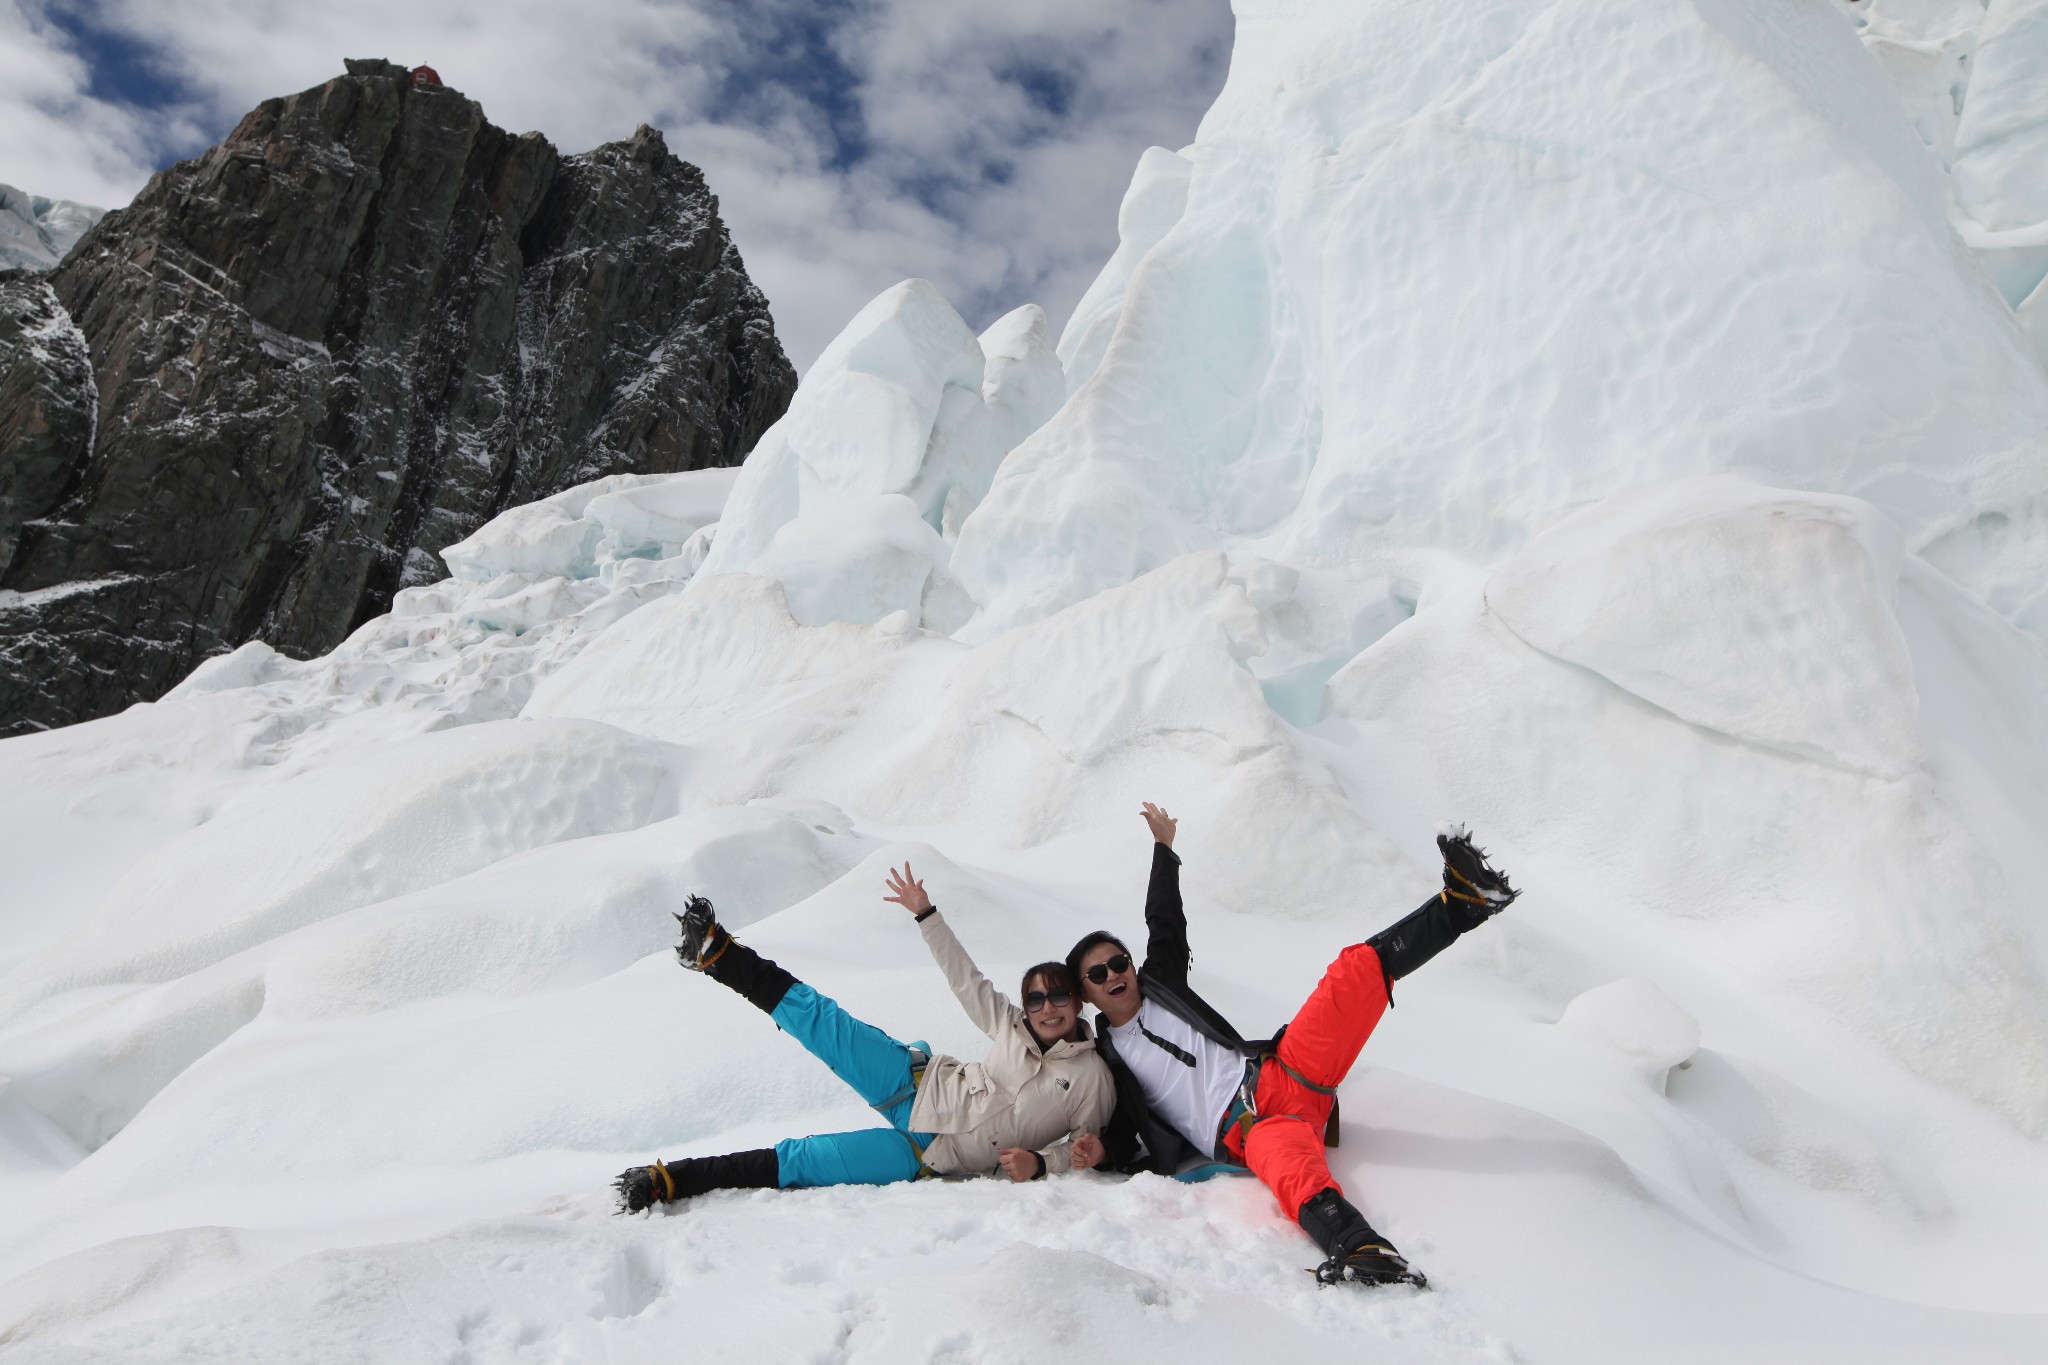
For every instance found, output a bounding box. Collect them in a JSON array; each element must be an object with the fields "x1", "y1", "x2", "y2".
[{"x1": 615, "y1": 863, "x2": 1115, "y2": 1212}]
